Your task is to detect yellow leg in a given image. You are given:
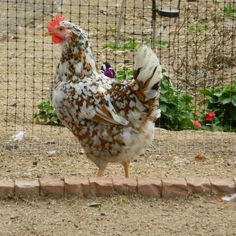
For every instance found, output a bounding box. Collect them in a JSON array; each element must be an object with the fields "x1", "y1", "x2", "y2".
[
  {"x1": 123, "y1": 161, "x2": 130, "y2": 178},
  {"x1": 97, "y1": 164, "x2": 107, "y2": 177}
]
